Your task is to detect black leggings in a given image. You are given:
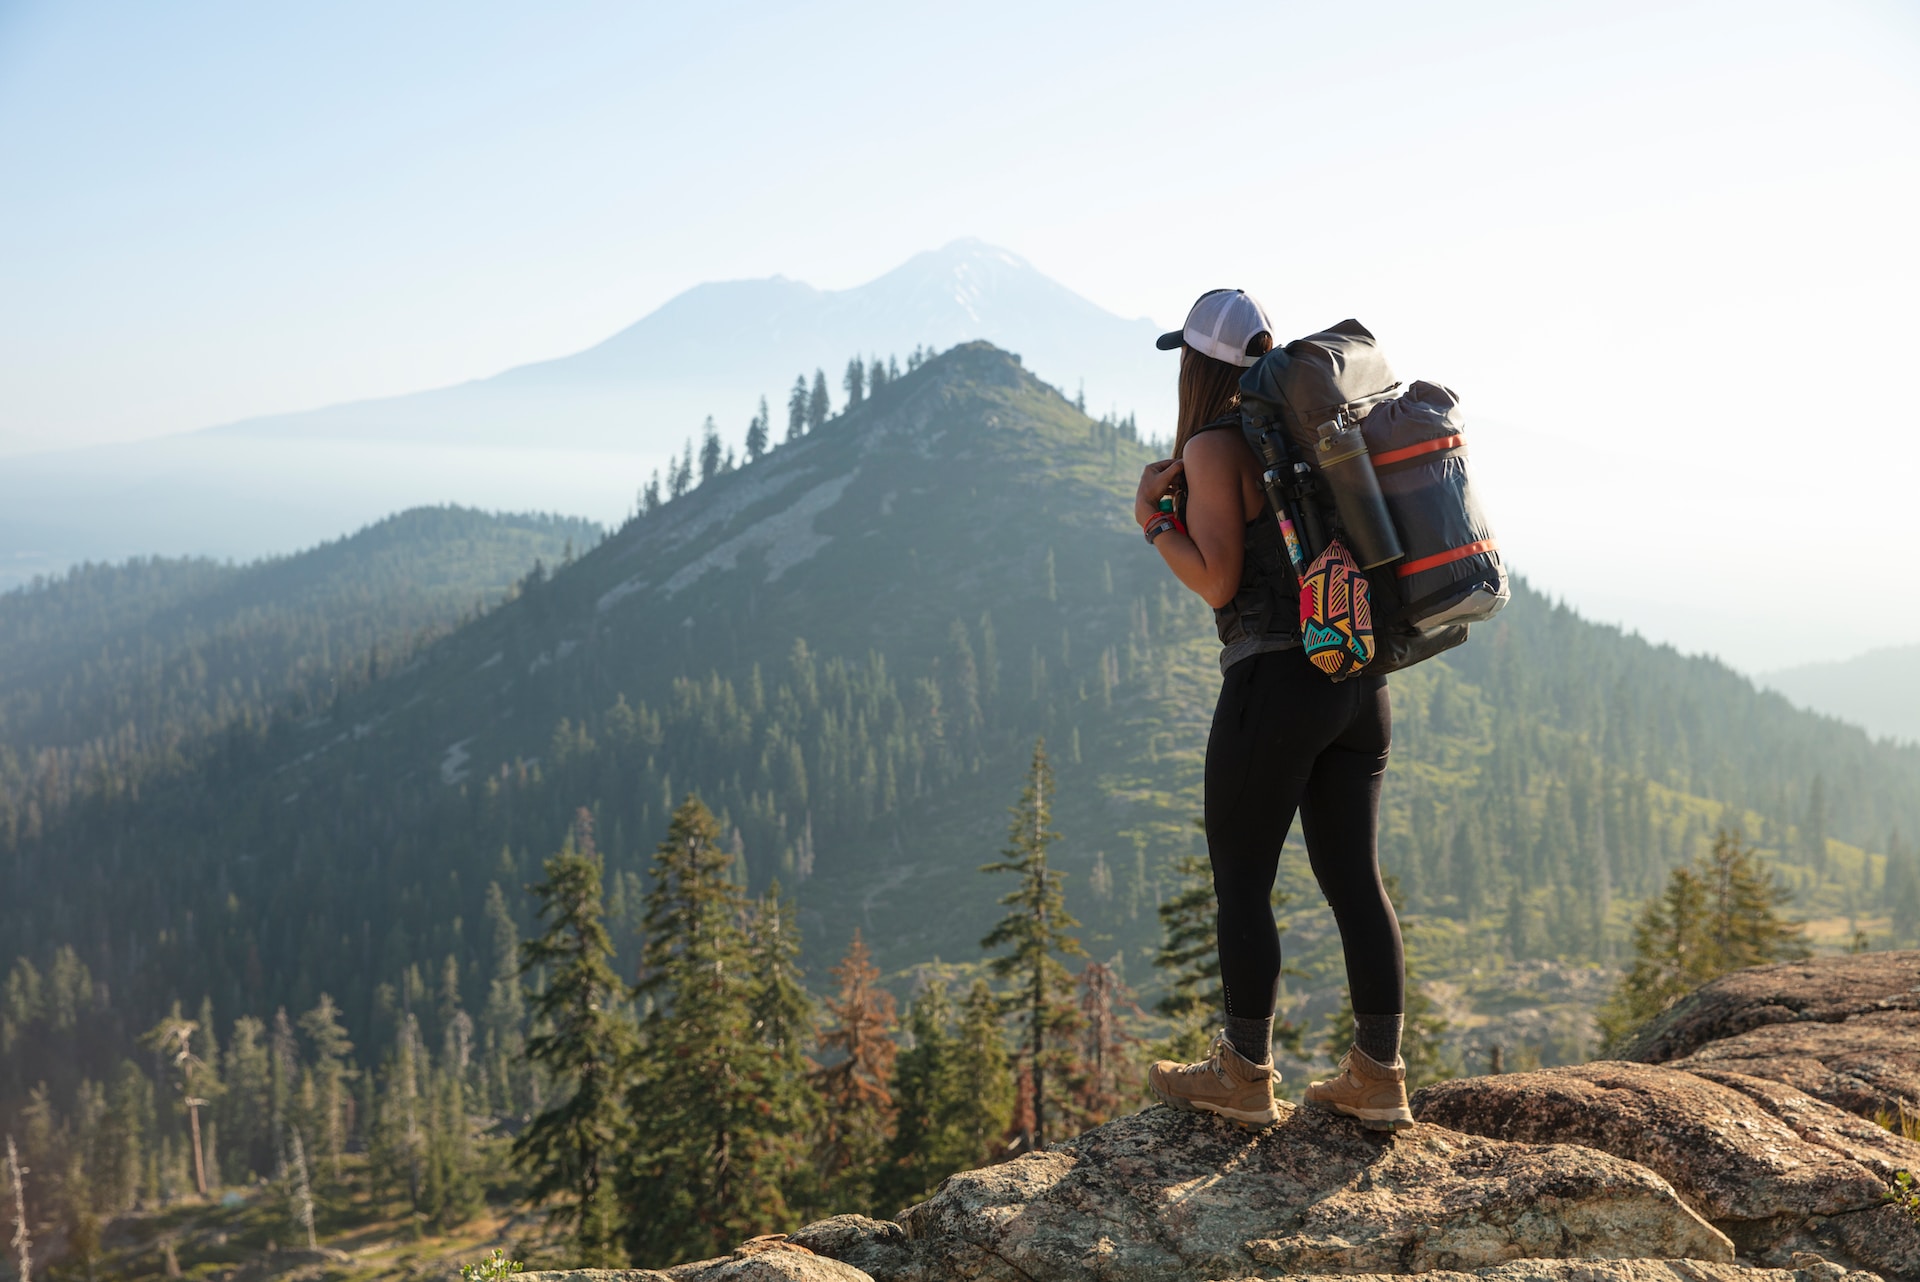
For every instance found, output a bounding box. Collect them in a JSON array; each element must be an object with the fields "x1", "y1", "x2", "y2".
[{"x1": 1205, "y1": 647, "x2": 1403, "y2": 1018}]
